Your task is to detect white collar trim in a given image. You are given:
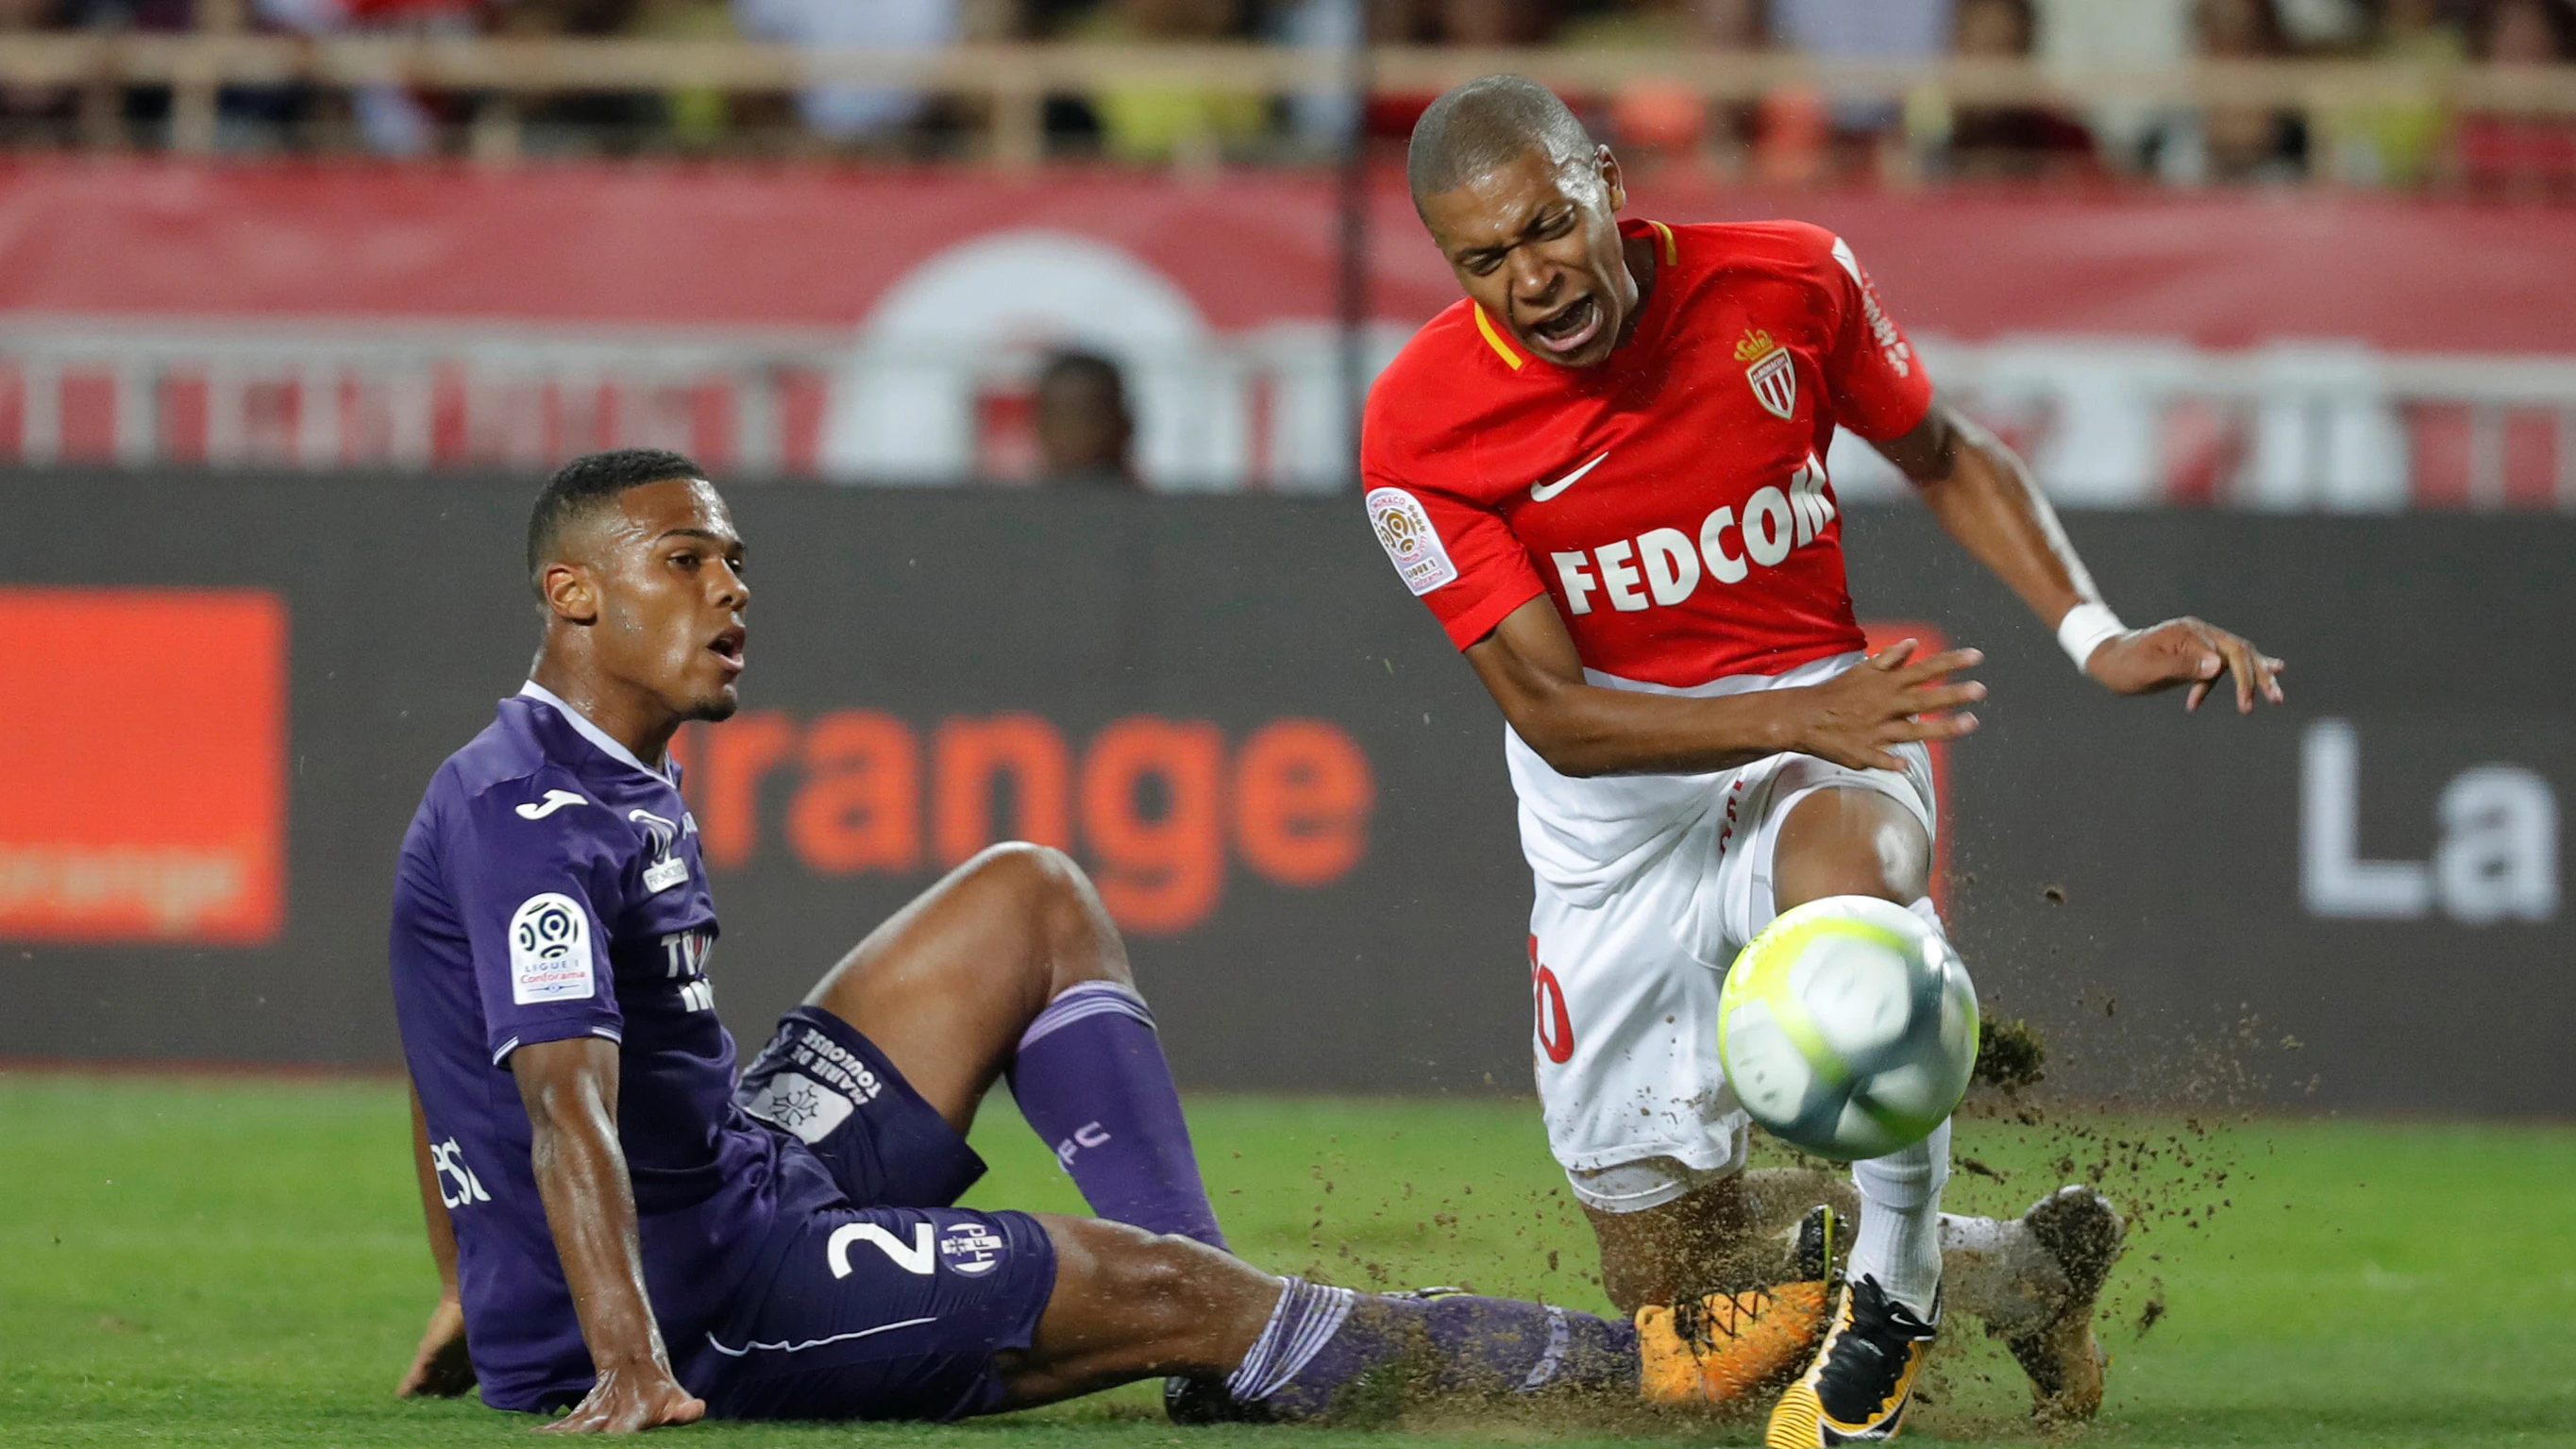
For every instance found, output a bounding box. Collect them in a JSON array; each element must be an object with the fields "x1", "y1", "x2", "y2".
[{"x1": 516, "y1": 681, "x2": 671, "y2": 783}]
